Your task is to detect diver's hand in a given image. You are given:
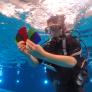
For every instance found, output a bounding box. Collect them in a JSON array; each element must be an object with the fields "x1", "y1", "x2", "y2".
[
  {"x1": 17, "y1": 41, "x2": 26, "y2": 51},
  {"x1": 17, "y1": 41, "x2": 30, "y2": 55},
  {"x1": 26, "y1": 39, "x2": 45, "y2": 55}
]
